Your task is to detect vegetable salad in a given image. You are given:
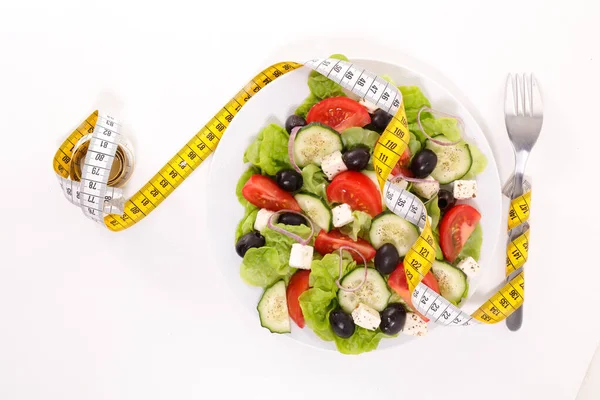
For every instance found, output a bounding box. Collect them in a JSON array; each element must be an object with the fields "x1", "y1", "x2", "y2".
[{"x1": 234, "y1": 54, "x2": 487, "y2": 354}]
